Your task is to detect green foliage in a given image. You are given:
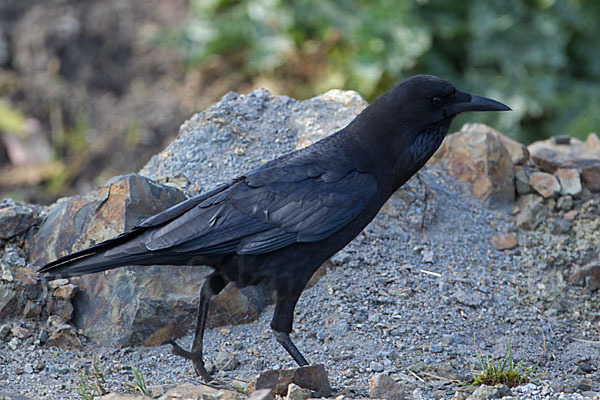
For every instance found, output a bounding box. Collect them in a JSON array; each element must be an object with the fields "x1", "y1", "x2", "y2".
[
  {"x1": 77, "y1": 371, "x2": 95, "y2": 400},
  {"x1": 0, "y1": 100, "x2": 26, "y2": 135},
  {"x1": 130, "y1": 364, "x2": 150, "y2": 396},
  {"x1": 471, "y1": 340, "x2": 541, "y2": 388},
  {"x1": 77, "y1": 359, "x2": 106, "y2": 400},
  {"x1": 165, "y1": 0, "x2": 600, "y2": 143}
]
